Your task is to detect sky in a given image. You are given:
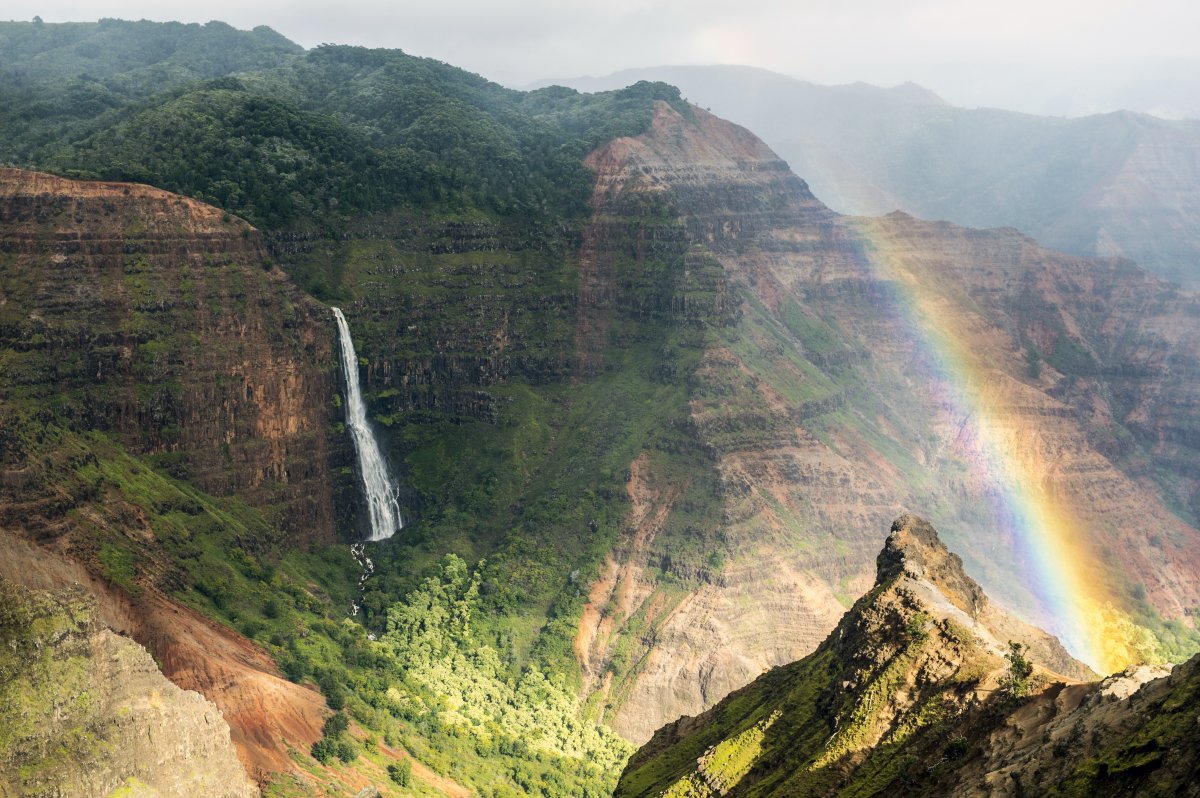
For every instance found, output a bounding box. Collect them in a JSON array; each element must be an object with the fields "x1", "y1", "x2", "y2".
[{"x1": 7, "y1": 0, "x2": 1199, "y2": 116}]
